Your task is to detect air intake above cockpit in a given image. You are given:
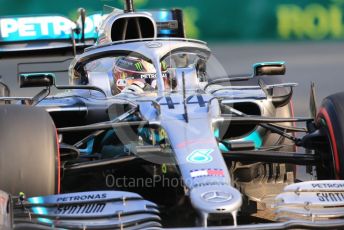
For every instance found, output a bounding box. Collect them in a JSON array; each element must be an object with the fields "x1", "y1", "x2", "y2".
[{"x1": 97, "y1": 0, "x2": 157, "y2": 44}]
